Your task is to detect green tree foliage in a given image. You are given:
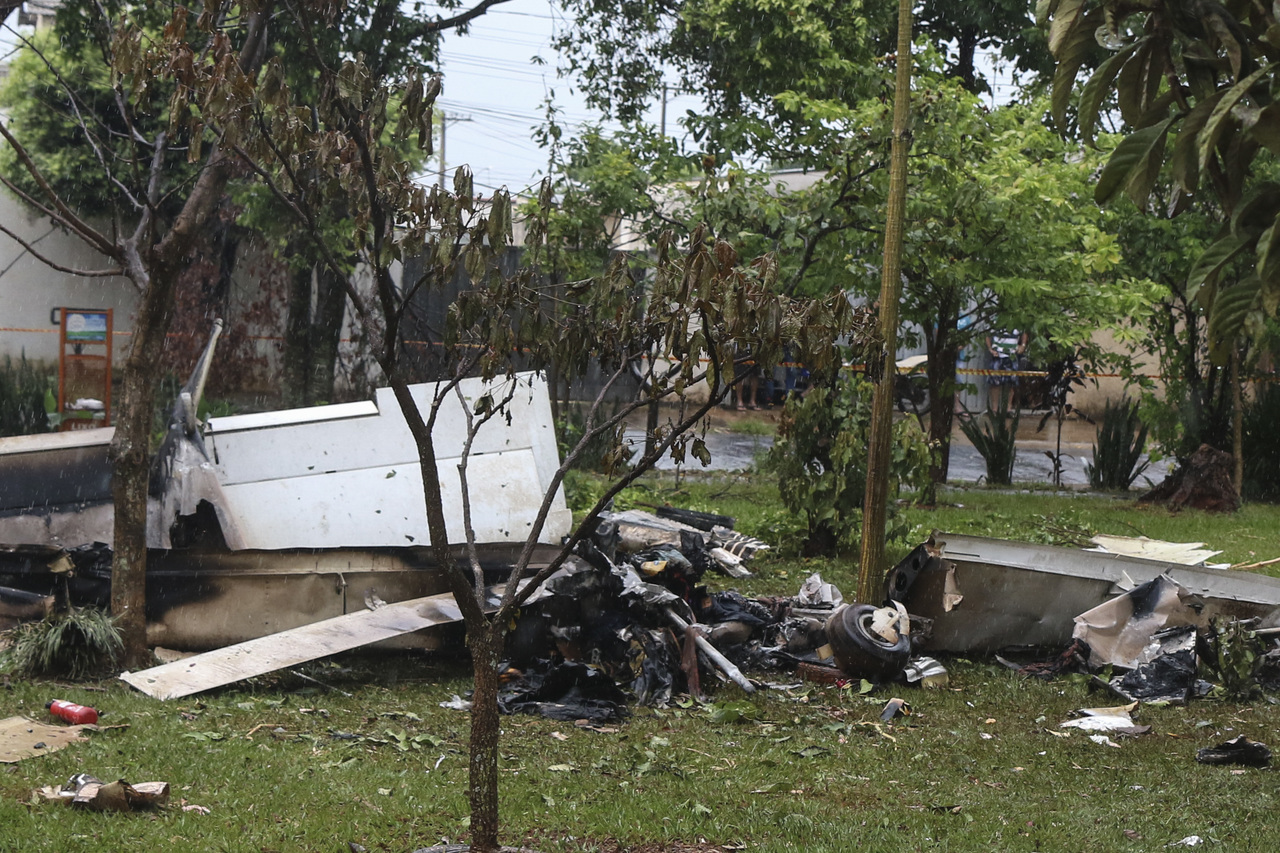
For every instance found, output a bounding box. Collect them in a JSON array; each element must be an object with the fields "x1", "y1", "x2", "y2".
[
  {"x1": 544, "y1": 49, "x2": 1154, "y2": 497},
  {"x1": 866, "y1": 76, "x2": 1155, "y2": 490},
  {"x1": 1044, "y1": 0, "x2": 1280, "y2": 362},
  {"x1": 765, "y1": 373, "x2": 930, "y2": 557},
  {"x1": 557, "y1": 0, "x2": 883, "y2": 157},
  {"x1": 0, "y1": 29, "x2": 191, "y2": 218},
  {"x1": 556, "y1": 0, "x2": 1047, "y2": 143},
  {"x1": 917, "y1": 0, "x2": 1048, "y2": 93},
  {"x1": 1109, "y1": 199, "x2": 1239, "y2": 459}
]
